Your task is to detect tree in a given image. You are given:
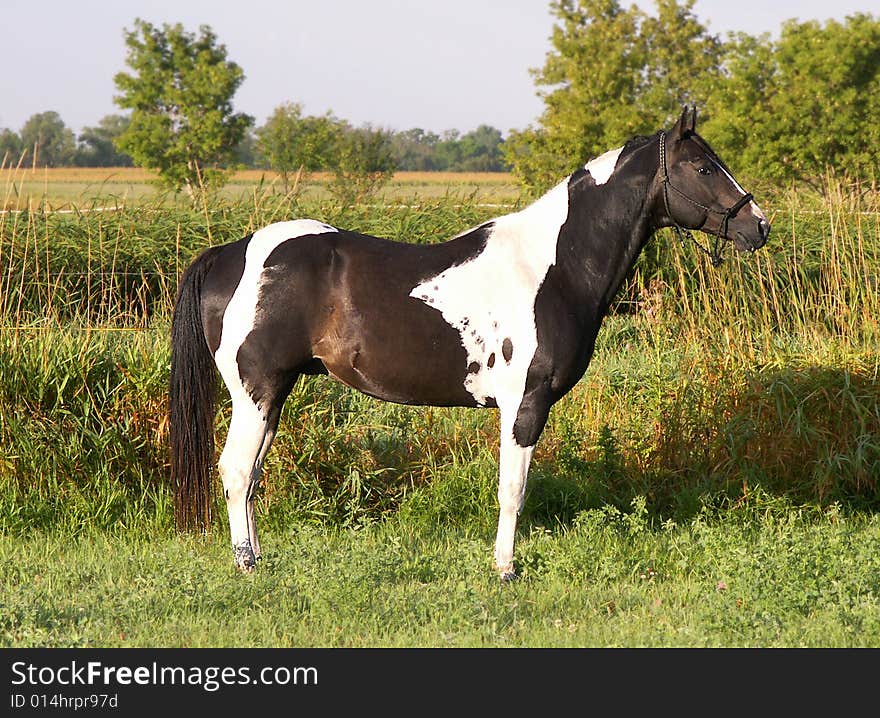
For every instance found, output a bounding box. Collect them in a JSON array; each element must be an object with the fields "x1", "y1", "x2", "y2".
[
  {"x1": 0, "y1": 129, "x2": 22, "y2": 167},
  {"x1": 388, "y1": 126, "x2": 508, "y2": 171},
  {"x1": 19, "y1": 111, "x2": 77, "y2": 167},
  {"x1": 328, "y1": 125, "x2": 396, "y2": 205},
  {"x1": 454, "y1": 125, "x2": 507, "y2": 171},
  {"x1": 504, "y1": 0, "x2": 719, "y2": 190},
  {"x1": 433, "y1": 129, "x2": 464, "y2": 170},
  {"x1": 231, "y1": 128, "x2": 258, "y2": 169},
  {"x1": 637, "y1": 0, "x2": 722, "y2": 128},
  {"x1": 390, "y1": 128, "x2": 441, "y2": 171},
  {"x1": 504, "y1": 0, "x2": 645, "y2": 189},
  {"x1": 255, "y1": 102, "x2": 342, "y2": 192},
  {"x1": 703, "y1": 14, "x2": 880, "y2": 186},
  {"x1": 113, "y1": 19, "x2": 253, "y2": 196},
  {"x1": 76, "y1": 115, "x2": 133, "y2": 167}
]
